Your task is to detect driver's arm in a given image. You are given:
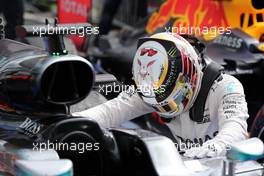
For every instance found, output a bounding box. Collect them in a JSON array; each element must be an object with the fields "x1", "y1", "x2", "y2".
[
  {"x1": 210, "y1": 75, "x2": 249, "y2": 150},
  {"x1": 185, "y1": 74, "x2": 249, "y2": 158},
  {"x1": 72, "y1": 90, "x2": 154, "y2": 128}
]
